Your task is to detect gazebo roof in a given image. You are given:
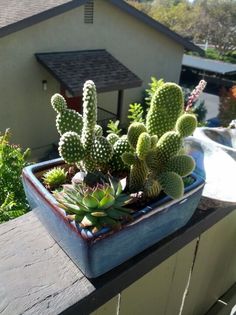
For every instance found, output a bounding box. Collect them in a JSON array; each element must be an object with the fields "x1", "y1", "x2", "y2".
[{"x1": 36, "y1": 50, "x2": 142, "y2": 96}]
